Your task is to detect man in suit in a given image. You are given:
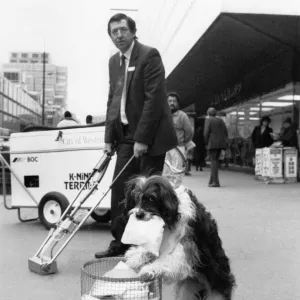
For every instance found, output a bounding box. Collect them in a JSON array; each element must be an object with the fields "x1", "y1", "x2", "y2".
[
  {"x1": 95, "y1": 13, "x2": 177, "y2": 258},
  {"x1": 204, "y1": 107, "x2": 228, "y2": 187}
]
